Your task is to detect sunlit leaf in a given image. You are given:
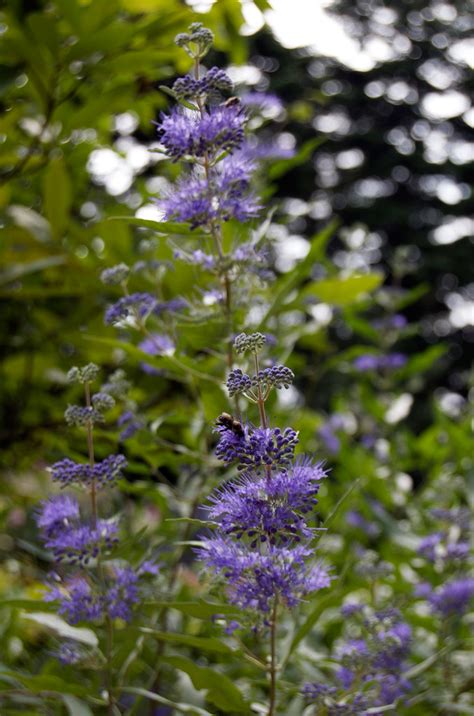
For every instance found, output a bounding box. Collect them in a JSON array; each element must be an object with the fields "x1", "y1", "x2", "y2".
[{"x1": 306, "y1": 272, "x2": 384, "y2": 306}]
